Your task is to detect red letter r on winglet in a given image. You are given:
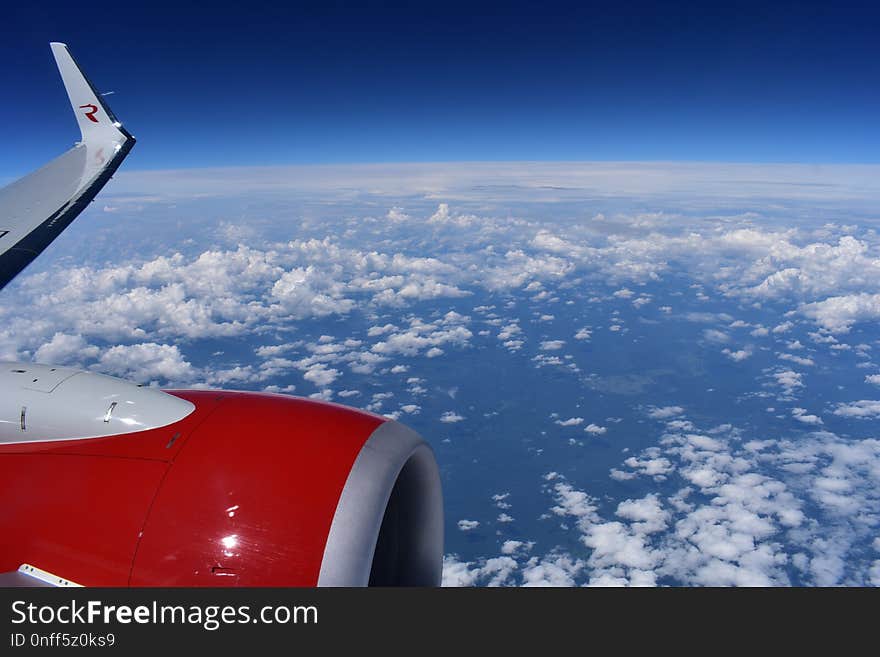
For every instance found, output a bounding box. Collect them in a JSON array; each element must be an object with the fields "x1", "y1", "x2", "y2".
[{"x1": 79, "y1": 104, "x2": 99, "y2": 123}]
